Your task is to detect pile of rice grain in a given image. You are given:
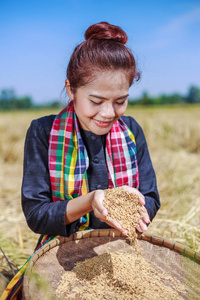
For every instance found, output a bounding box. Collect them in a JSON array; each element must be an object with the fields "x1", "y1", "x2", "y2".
[
  {"x1": 54, "y1": 187, "x2": 186, "y2": 299},
  {"x1": 103, "y1": 187, "x2": 146, "y2": 243},
  {"x1": 55, "y1": 251, "x2": 185, "y2": 299}
]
